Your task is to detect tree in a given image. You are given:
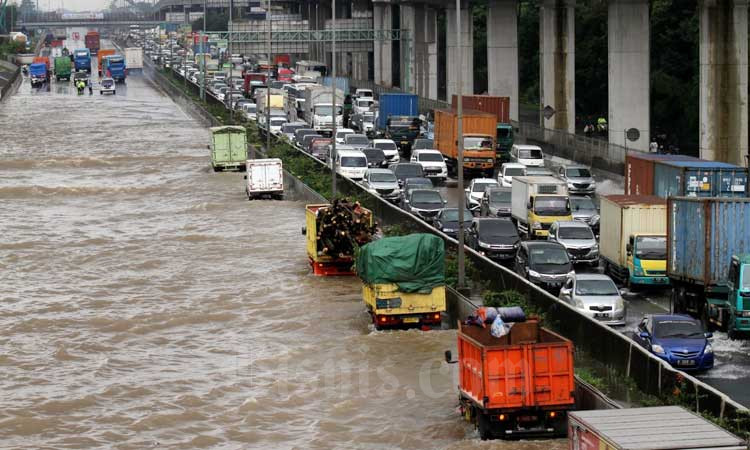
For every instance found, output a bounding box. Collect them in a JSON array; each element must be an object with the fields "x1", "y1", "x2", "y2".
[{"x1": 518, "y1": 0, "x2": 540, "y2": 105}]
